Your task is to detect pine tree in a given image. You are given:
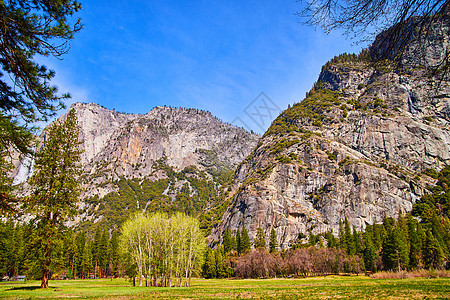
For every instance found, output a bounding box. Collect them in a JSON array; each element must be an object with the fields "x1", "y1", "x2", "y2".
[
  {"x1": 353, "y1": 226, "x2": 363, "y2": 256},
  {"x1": 236, "y1": 230, "x2": 242, "y2": 254},
  {"x1": 109, "y1": 232, "x2": 119, "y2": 277},
  {"x1": 0, "y1": 0, "x2": 82, "y2": 212},
  {"x1": 92, "y1": 227, "x2": 102, "y2": 278},
  {"x1": 65, "y1": 230, "x2": 77, "y2": 279},
  {"x1": 26, "y1": 109, "x2": 82, "y2": 288},
  {"x1": 75, "y1": 232, "x2": 86, "y2": 279},
  {"x1": 269, "y1": 228, "x2": 278, "y2": 253},
  {"x1": 363, "y1": 234, "x2": 377, "y2": 272},
  {"x1": 395, "y1": 224, "x2": 410, "y2": 271},
  {"x1": 203, "y1": 248, "x2": 216, "y2": 278},
  {"x1": 338, "y1": 220, "x2": 345, "y2": 249},
  {"x1": 372, "y1": 224, "x2": 385, "y2": 251},
  {"x1": 381, "y1": 225, "x2": 409, "y2": 271},
  {"x1": 324, "y1": 231, "x2": 337, "y2": 248},
  {"x1": 82, "y1": 242, "x2": 93, "y2": 279},
  {"x1": 241, "y1": 227, "x2": 251, "y2": 253},
  {"x1": 407, "y1": 215, "x2": 422, "y2": 269},
  {"x1": 230, "y1": 232, "x2": 237, "y2": 252},
  {"x1": 215, "y1": 247, "x2": 227, "y2": 278},
  {"x1": 423, "y1": 230, "x2": 445, "y2": 269},
  {"x1": 99, "y1": 228, "x2": 109, "y2": 278},
  {"x1": 222, "y1": 229, "x2": 232, "y2": 254},
  {"x1": 308, "y1": 231, "x2": 318, "y2": 247},
  {"x1": 383, "y1": 216, "x2": 395, "y2": 232},
  {"x1": 341, "y1": 218, "x2": 355, "y2": 255},
  {"x1": 254, "y1": 228, "x2": 266, "y2": 249}
]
